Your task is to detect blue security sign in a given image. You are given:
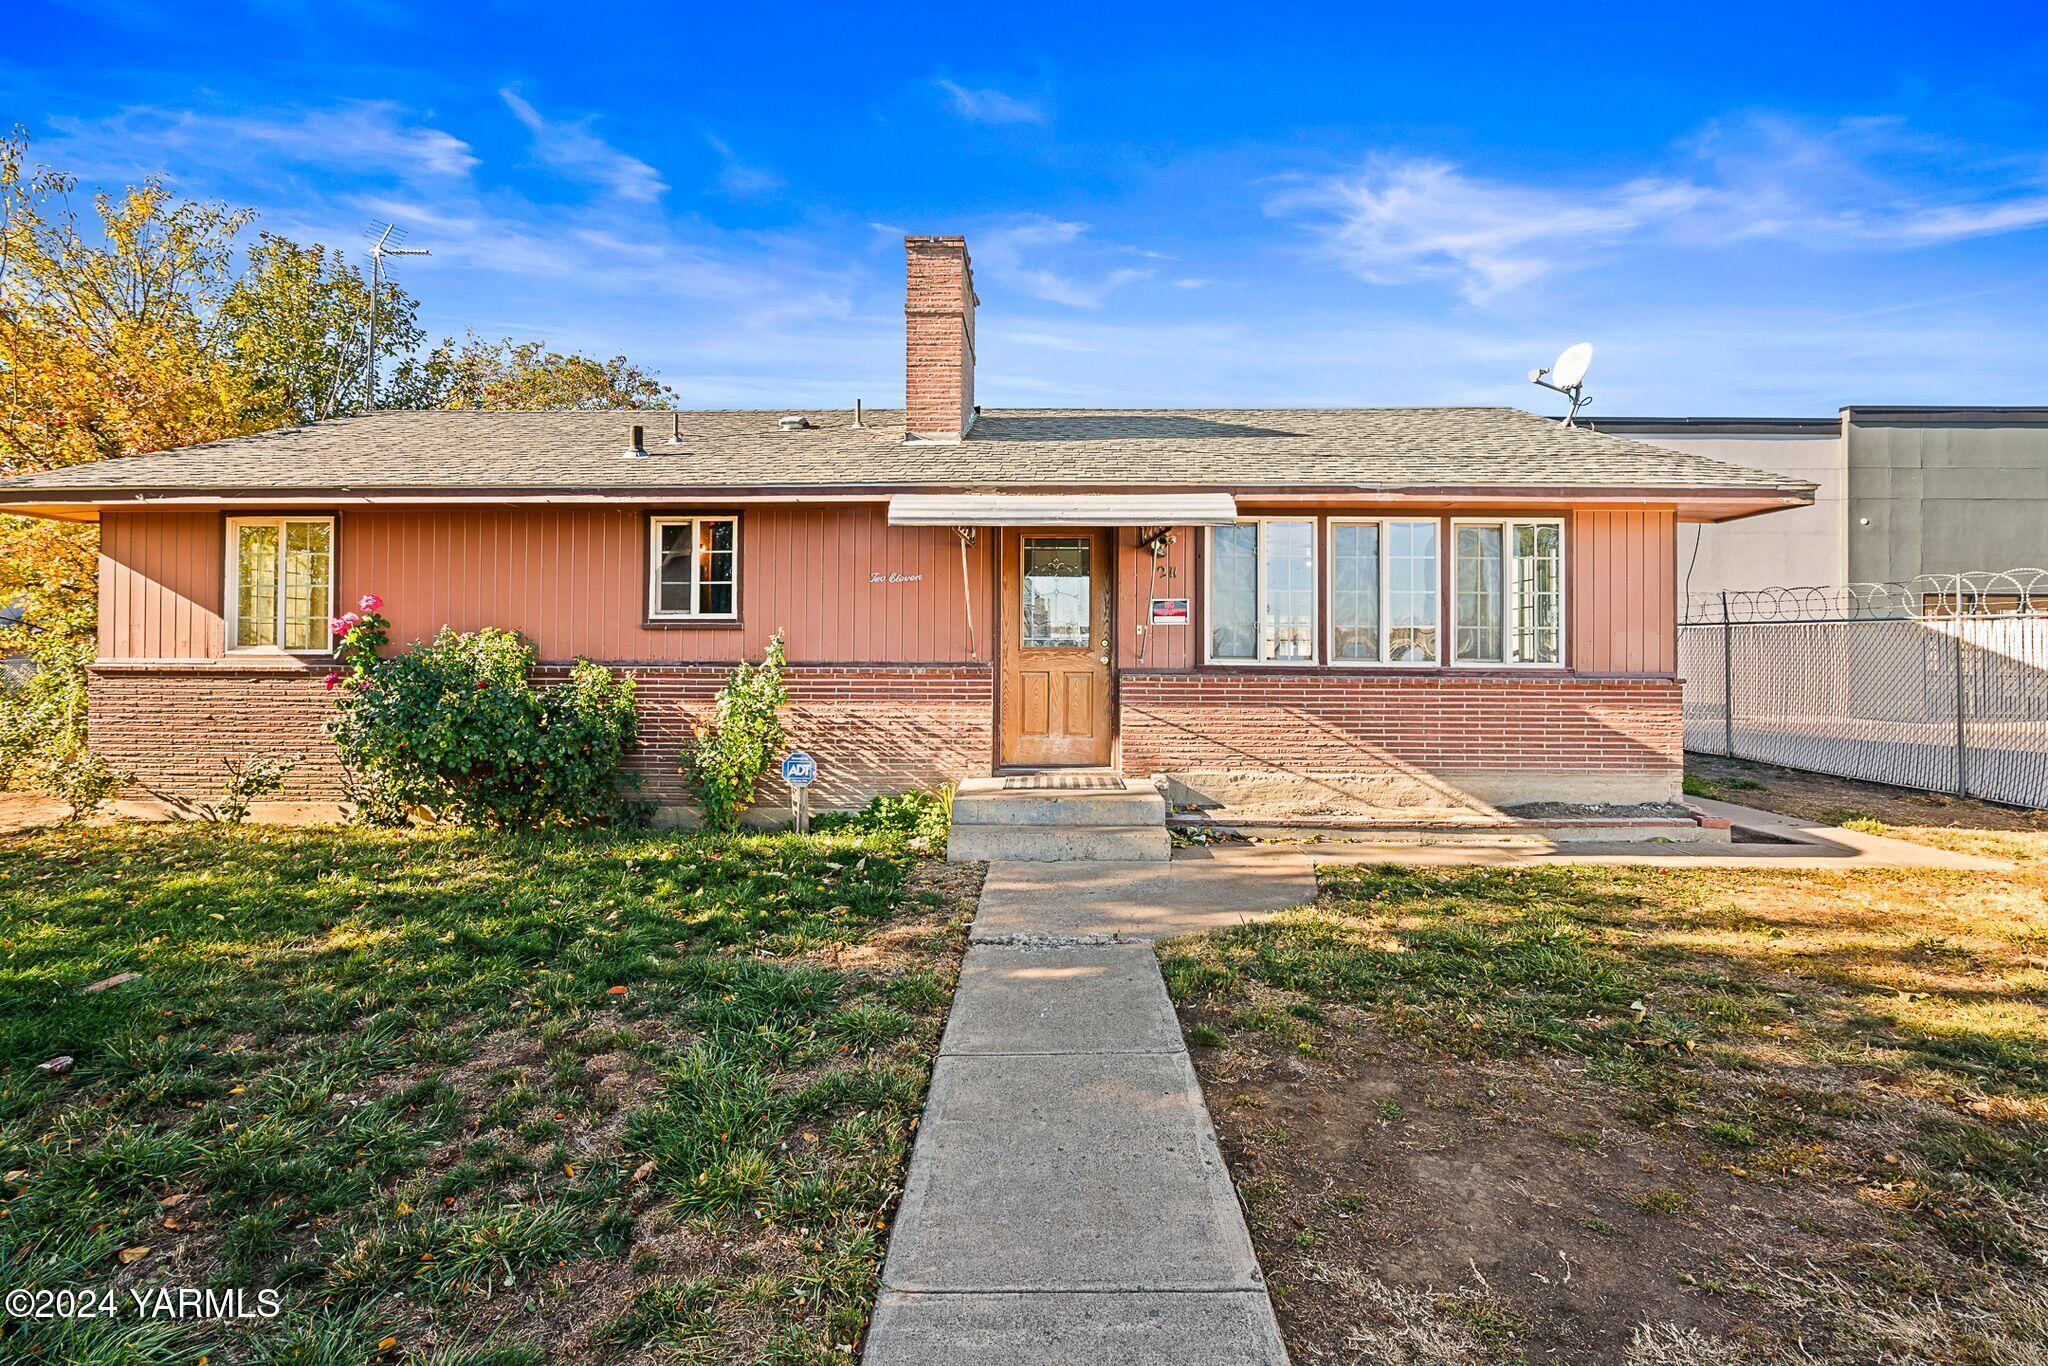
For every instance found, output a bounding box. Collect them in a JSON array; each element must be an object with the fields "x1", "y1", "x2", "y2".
[{"x1": 780, "y1": 752, "x2": 818, "y2": 788}]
